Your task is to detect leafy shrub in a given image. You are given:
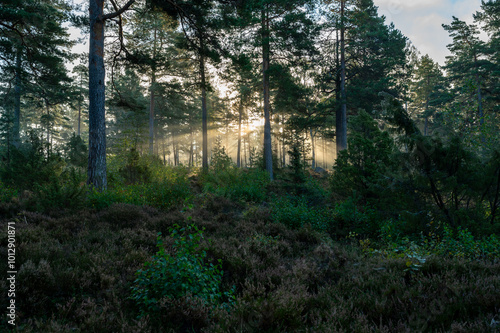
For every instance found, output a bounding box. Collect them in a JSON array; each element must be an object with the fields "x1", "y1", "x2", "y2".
[
  {"x1": 0, "y1": 181, "x2": 17, "y2": 202},
  {"x1": 272, "y1": 196, "x2": 331, "y2": 232},
  {"x1": 331, "y1": 195, "x2": 380, "y2": 238},
  {"x1": 130, "y1": 224, "x2": 235, "y2": 325}
]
